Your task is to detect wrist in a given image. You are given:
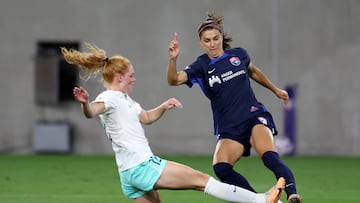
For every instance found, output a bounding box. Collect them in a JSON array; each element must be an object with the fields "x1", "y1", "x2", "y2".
[
  {"x1": 81, "y1": 101, "x2": 90, "y2": 106},
  {"x1": 169, "y1": 56, "x2": 178, "y2": 61}
]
